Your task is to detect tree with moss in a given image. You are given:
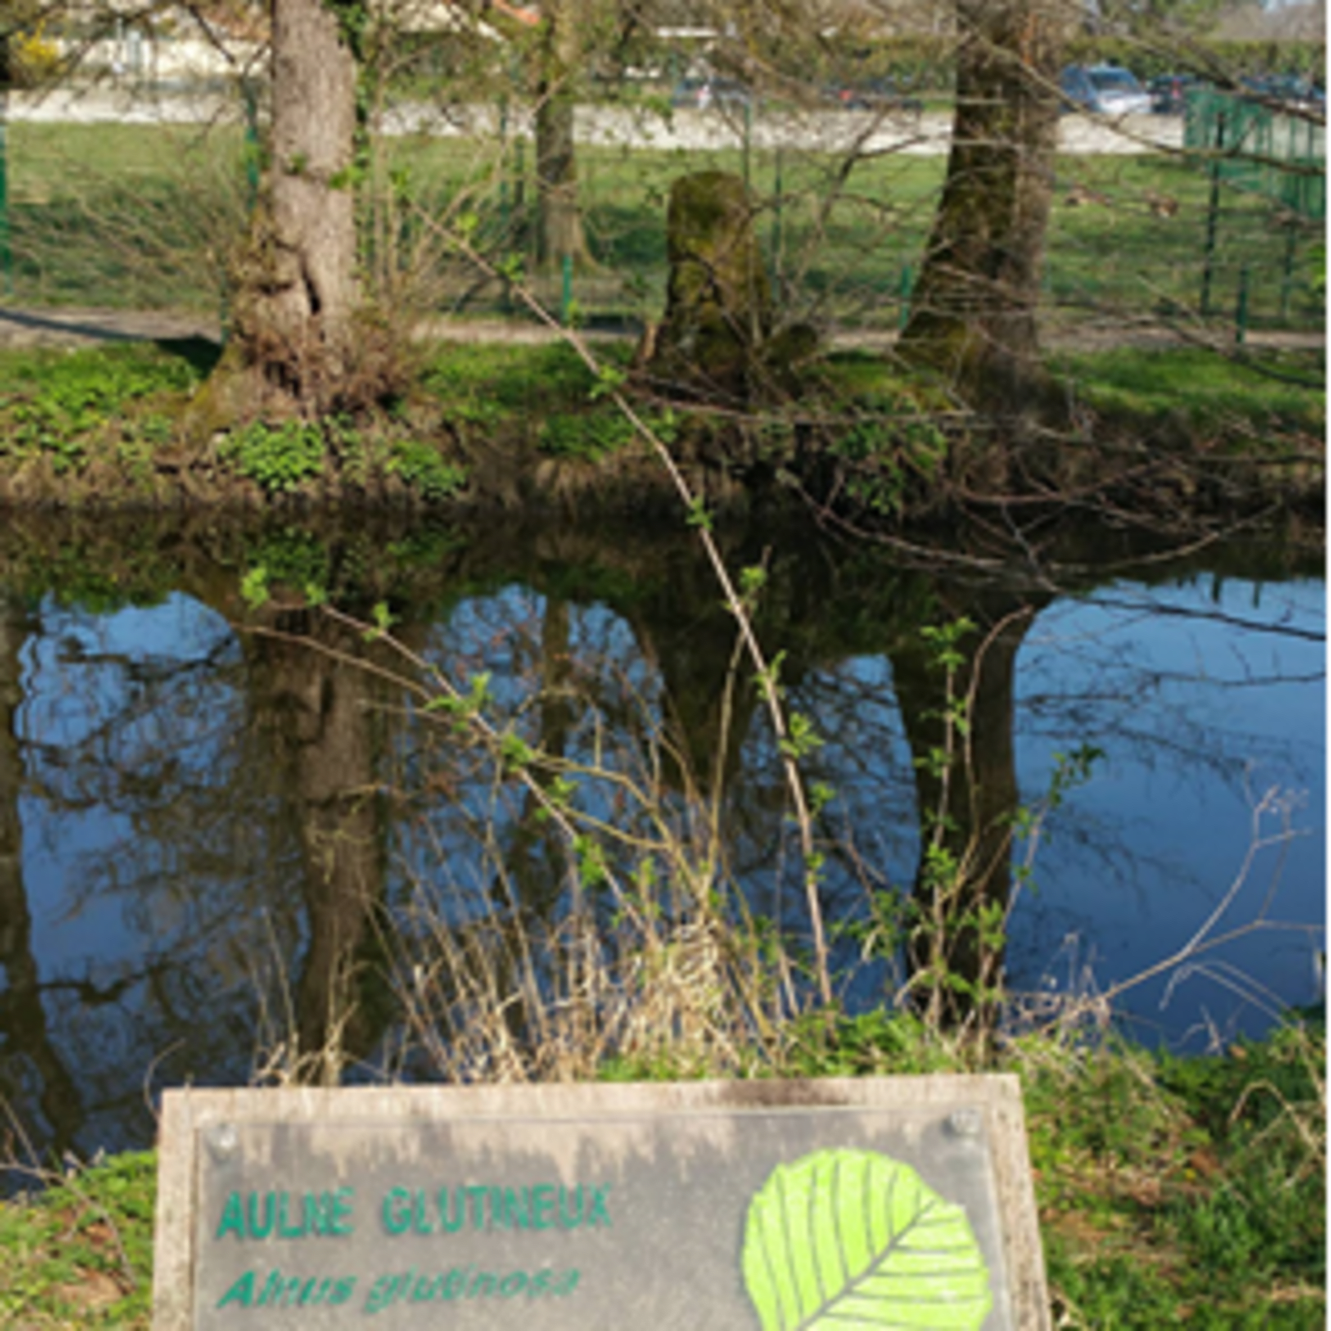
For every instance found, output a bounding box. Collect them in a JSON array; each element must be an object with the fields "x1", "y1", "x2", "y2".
[{"x1": 898, "y1": 0, "x2": 1075, "y2": 407}]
